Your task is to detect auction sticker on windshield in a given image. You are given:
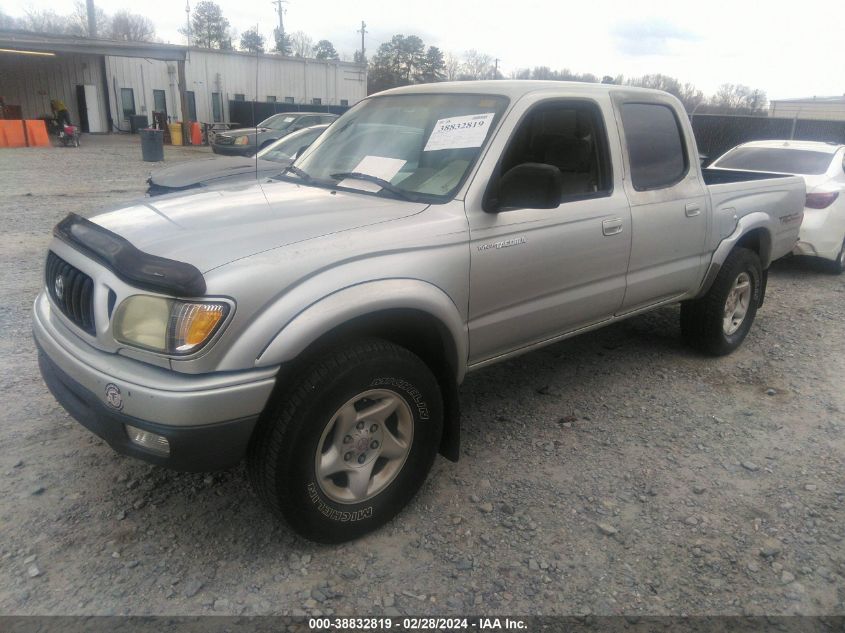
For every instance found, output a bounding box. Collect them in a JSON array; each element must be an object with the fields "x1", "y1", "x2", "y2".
[{"x1": 423, "y1": 112, "x2": 496, "y2": 151}]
